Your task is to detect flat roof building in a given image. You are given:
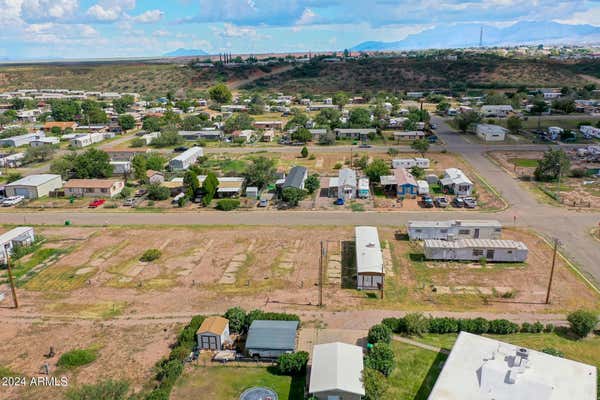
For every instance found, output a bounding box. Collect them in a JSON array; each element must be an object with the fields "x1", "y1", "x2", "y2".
[
  {"x1": 245, "y1": 320, "x2": 298, "y2": 358},
  {"x1": 309, "y1": 342, "x2": 365, "y2": 400},
  {"x1": 424, "y1": 239, "x2": 528, "y2": 262}
]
